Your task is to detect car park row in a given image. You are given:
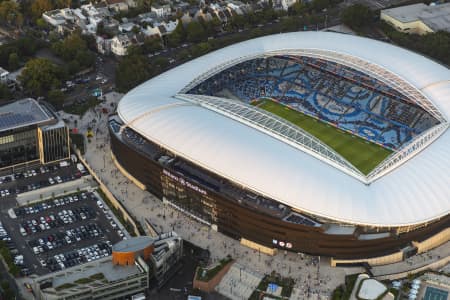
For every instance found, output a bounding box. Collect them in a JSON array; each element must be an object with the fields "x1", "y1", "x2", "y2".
[
  {"x1": 44, "y1": 241, "x2": 112, "y2": 272},
  {"x1": 0, "y1": 222, "x2": 31, "y2": 276},
  {"x1": 2, "y1": 189, "x2": 128, "y2": 277},
  {"x1": 20, "y1": 204, "x2": 95, "y2": 236},
  {"x1": 0, "y1": 161, "x2": 87, "y2": 195},
  {"x1": 15, "y1": 192, "x2": 91, "y2": 218},
  {"x1": 29, "y1": 223, "x2": 104, "y2": 255}
]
